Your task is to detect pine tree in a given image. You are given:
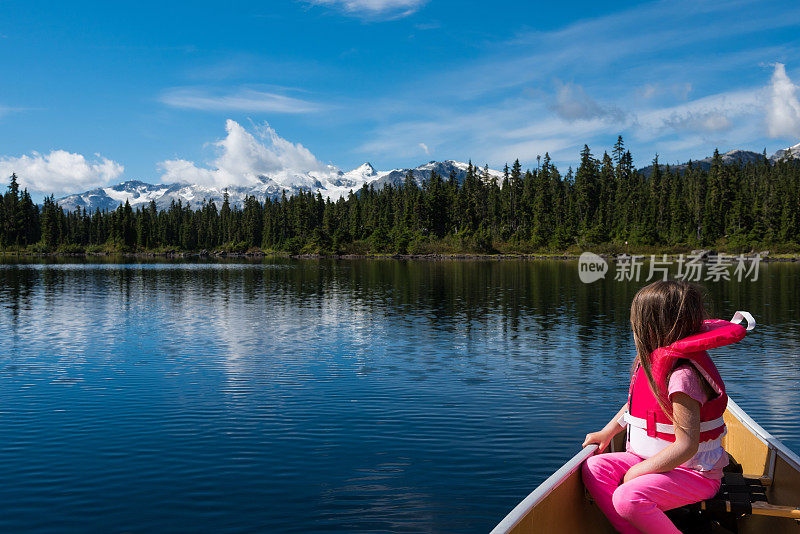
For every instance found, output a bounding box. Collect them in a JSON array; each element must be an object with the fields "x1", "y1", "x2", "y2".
[{"x1": 574, "y1": 145, "x2": 599, "y2": 237}]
